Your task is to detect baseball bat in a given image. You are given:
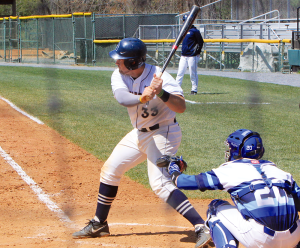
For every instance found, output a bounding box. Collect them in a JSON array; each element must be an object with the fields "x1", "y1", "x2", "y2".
[
  {"x1": 143, "y1": 5, "x2": 200, "y2": 102},
  {"x1": 157, "y1": 5, "x2": 200, "y2": 78}
]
